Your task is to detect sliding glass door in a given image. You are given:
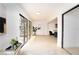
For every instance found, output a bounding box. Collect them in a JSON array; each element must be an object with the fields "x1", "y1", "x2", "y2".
[
  {"x1": 19, "y1": 14, "x2": 28, "y2": 44},
  {"x1": 19, "y1": 14, "x2": 32, "y2": 45}
]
